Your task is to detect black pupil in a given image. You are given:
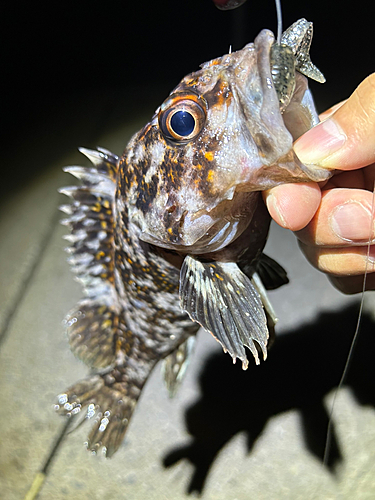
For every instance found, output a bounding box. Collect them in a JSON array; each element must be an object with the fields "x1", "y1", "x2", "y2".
[{"x1": 170, "y1": 110, "x2": 195, "y2": 137}]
